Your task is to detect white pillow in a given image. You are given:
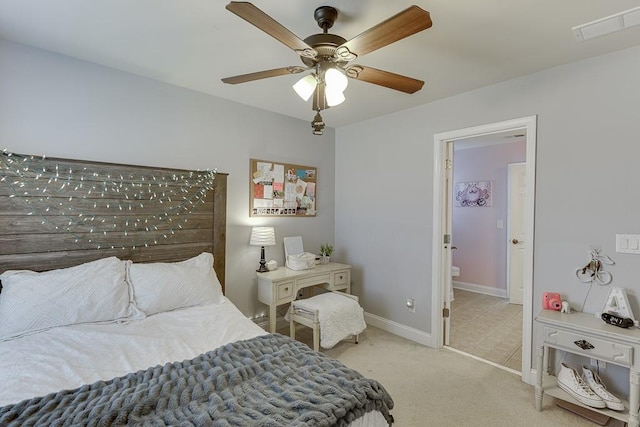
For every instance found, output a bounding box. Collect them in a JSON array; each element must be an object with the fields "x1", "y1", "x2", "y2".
[
  {"x1": 127, "y1": 252, "x2": 224, "y2": 315},
  {"x1": 0, "y1": 257, "x2": 138, "y2": 341}
]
